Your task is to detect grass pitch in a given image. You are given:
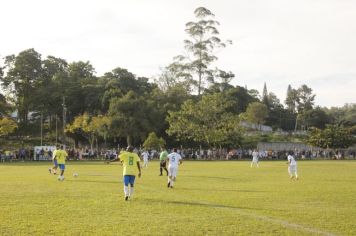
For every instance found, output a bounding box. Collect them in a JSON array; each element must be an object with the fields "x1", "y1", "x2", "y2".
[{"x1": 1, "y1": 160, "x2": 355, "y2": 235}]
